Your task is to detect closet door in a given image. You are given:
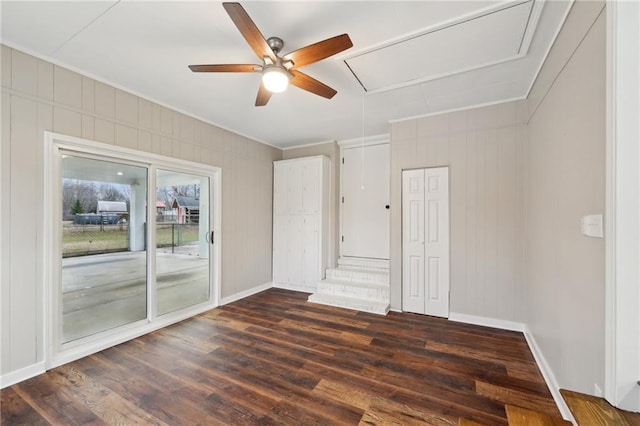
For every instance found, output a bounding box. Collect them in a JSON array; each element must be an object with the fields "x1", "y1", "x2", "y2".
[
  {"x1": 302, "y1": 159, "x2": 321, "y2": 214},
  {"x1": 402, "y1": 169, "x2": 426, "y2": 314},
  {"x1": 302, "y1": 214, "x2": 320, "y2": 286},
  {"x1": 287, "y1": 162, "x2": 303, "y2": 214},
  {"x1": 287, "y1": 215, "x2": 304, "y2": 286},
  {"x1": 423, "y1": 167, "x2": 450, "y2": 318},
  {"x1": 402, "y1": 167, "x2": 450, "y2": 318}
]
